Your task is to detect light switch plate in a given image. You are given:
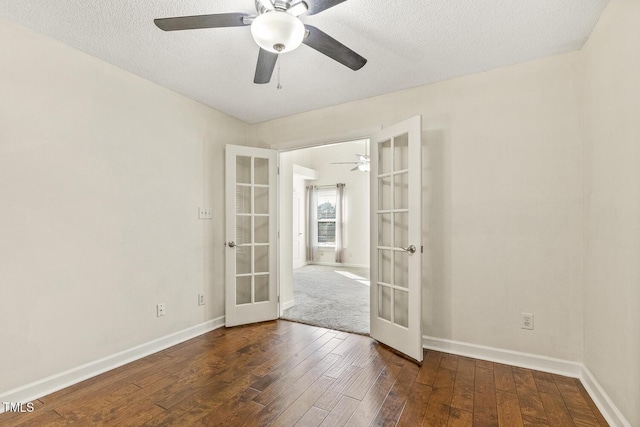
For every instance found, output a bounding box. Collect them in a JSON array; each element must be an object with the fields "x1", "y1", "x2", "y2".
[{"x1": 199, "y1": 207, "x2": 212, "y2": 219}]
